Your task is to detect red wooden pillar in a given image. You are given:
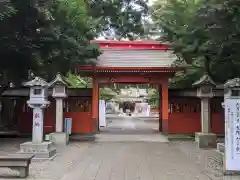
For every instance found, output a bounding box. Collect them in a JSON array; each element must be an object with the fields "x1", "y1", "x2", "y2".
[
  {"x1": 161, "y1": 79, "x2": 169, "y2": 134},
  {"x1": 158, "y1": 84, "x2": 162, "y2": 132},
  {"x1": 92, "y1": 74, "x2": 99, "y2": 132}
]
